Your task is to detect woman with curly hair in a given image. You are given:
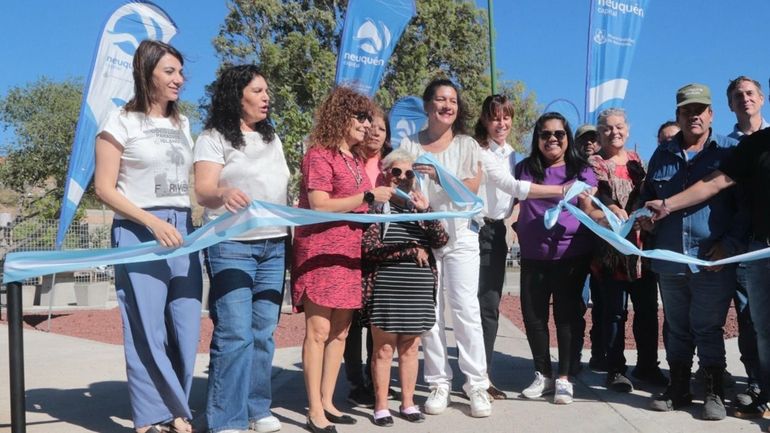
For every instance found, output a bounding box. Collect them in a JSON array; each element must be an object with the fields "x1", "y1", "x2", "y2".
[
  {"x1": 194, "y1": 65, "x2": 288, "y2": 433},
  {"x1": 292, "y1": 87, "x2": 393, "y2": 433},
  {"x1": 589, "y1": 108, "x2": 666, "y2": 393}
]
